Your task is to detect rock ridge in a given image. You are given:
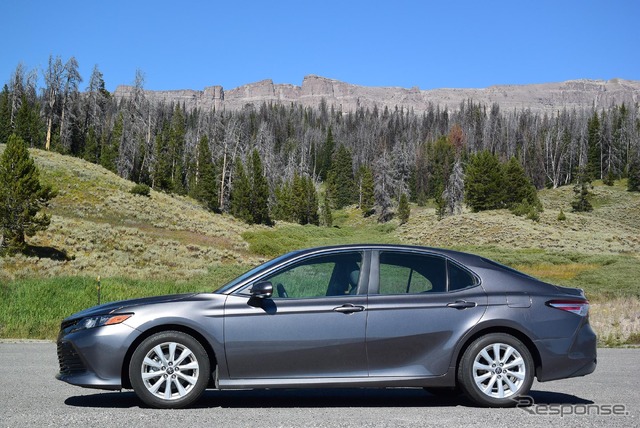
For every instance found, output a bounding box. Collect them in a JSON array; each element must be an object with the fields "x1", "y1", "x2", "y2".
[{"x1": 114, "y1": 75, "x2": 640, "y2": 114}]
